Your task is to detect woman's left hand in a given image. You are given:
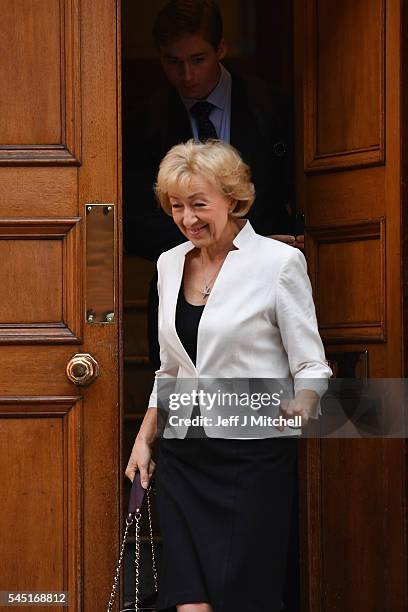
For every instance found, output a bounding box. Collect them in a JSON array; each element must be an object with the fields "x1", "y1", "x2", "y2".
[{"x1": 276, "y1": 389, "x2": 320, "y2": 431}]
